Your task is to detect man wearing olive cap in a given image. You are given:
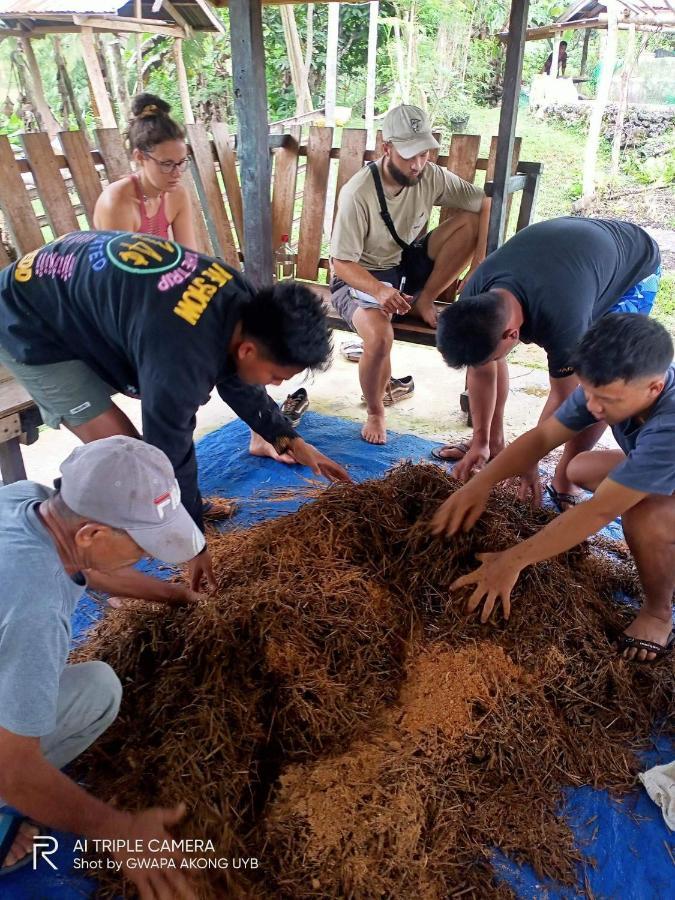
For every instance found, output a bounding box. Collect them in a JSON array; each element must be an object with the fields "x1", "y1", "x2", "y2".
[
  {"x1": 330, "y1": 103, "x2": 487, "y2": 445},
  {"x1": 0, "y1": 436, "x2": 202, "y2": 896}
]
